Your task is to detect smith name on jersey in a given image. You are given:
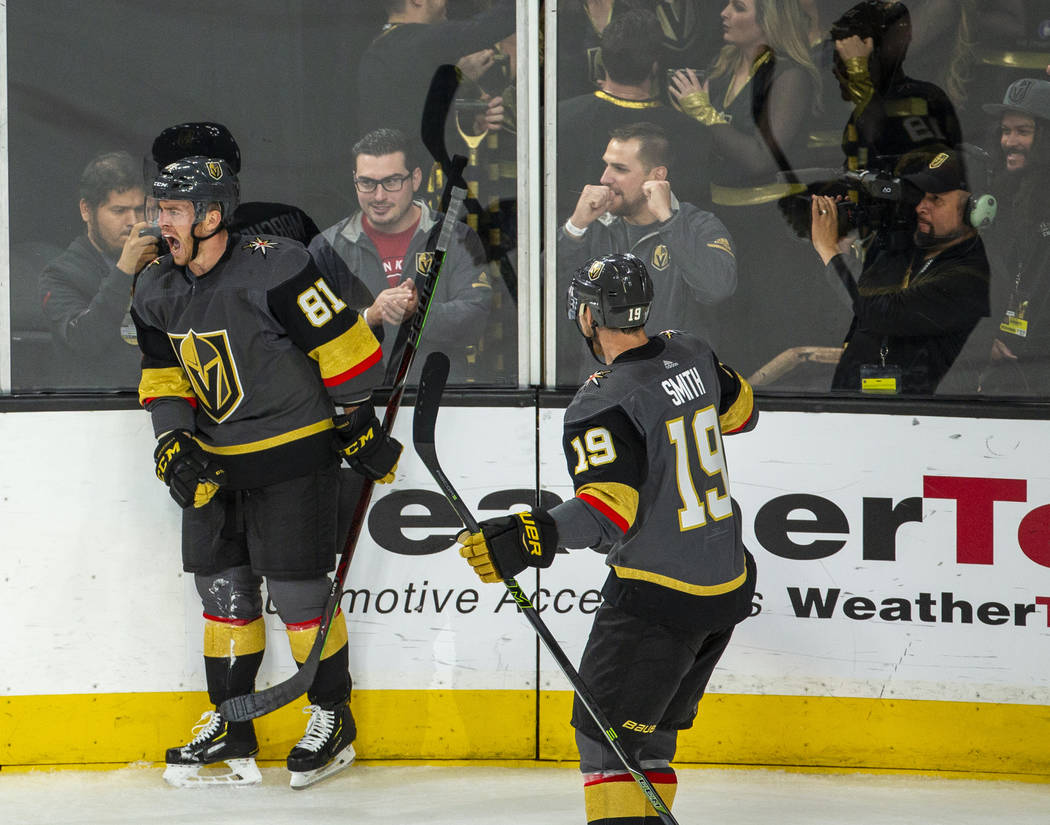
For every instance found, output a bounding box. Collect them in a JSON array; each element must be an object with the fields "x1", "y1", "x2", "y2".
[
  {"x1": 563, "y1": 329, "x2": 757, "y2": 628},
  {"x1": 132, "y1": 233, "x2": 384, "y2": 488}
]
